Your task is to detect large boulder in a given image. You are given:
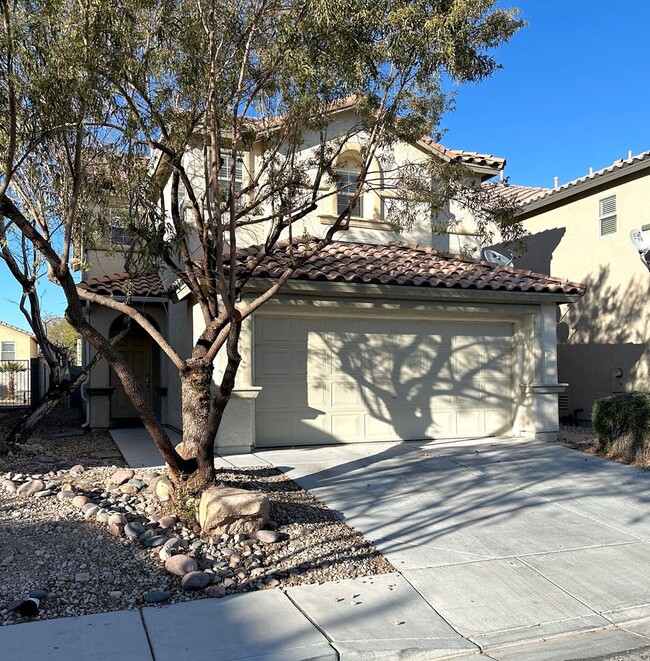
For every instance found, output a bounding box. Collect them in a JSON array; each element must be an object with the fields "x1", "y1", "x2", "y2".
[{"x1": 198, "y1": 486, "x2": 270, "y2": 536}]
